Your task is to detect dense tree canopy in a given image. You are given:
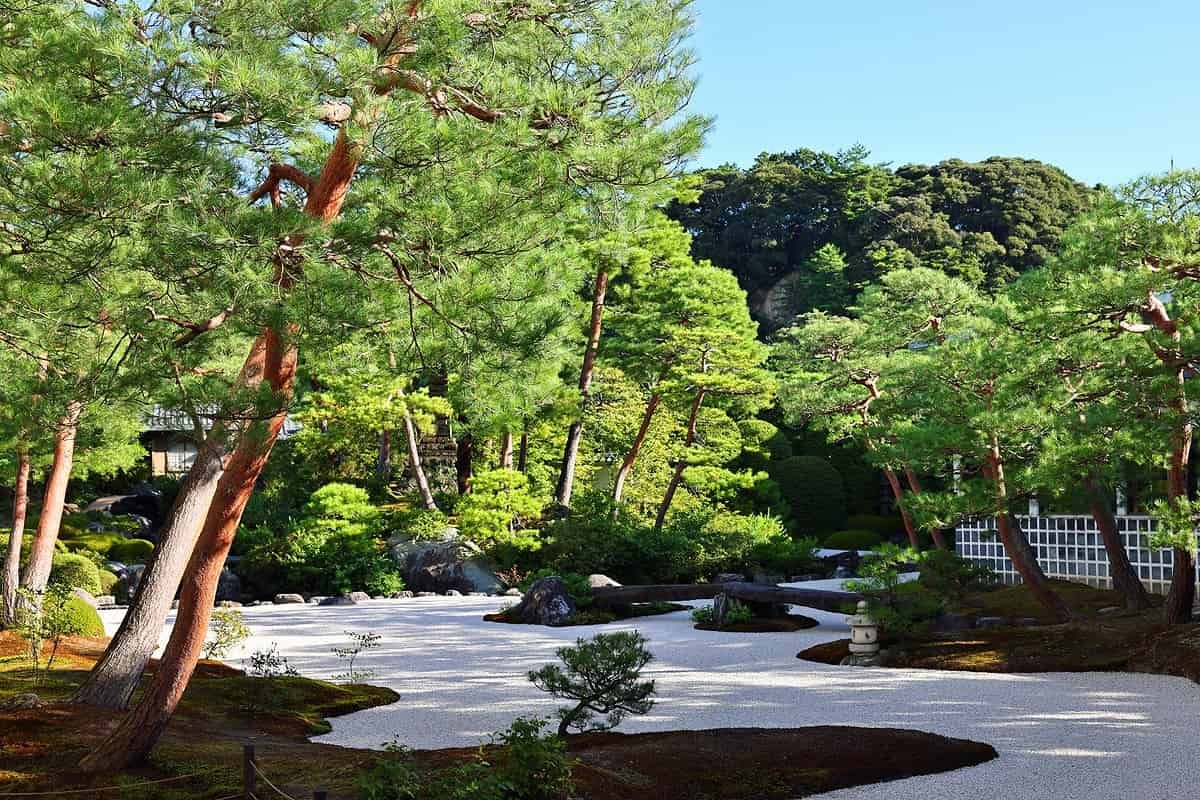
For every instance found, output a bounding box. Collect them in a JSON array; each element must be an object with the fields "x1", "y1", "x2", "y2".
[{"x1": 669, "y1": 149, "x2": 1098, "y2": 330}]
